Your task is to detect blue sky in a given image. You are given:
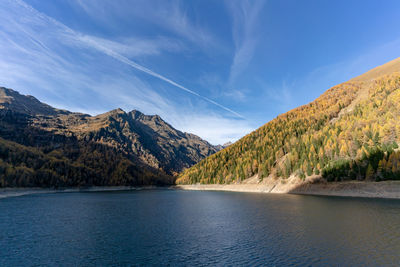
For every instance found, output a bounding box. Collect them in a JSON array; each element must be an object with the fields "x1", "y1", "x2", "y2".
[{"x1": 1, "y1": 0, "x2": 400, "y2": 144}]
